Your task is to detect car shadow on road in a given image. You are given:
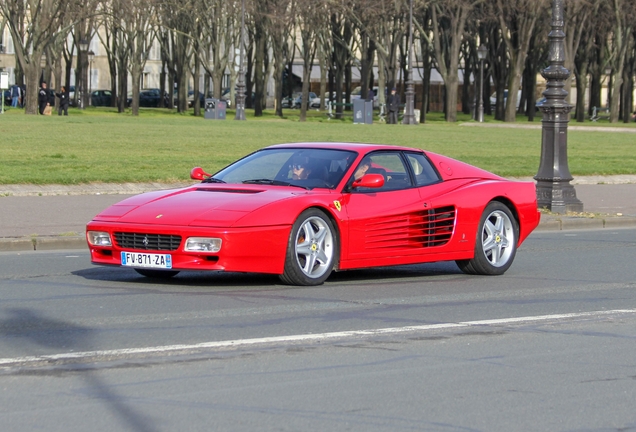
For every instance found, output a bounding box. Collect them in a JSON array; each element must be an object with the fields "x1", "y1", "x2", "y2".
[
  {"x1": 72, "y1": 261, "x2": 464, "y2": 290},
  {"x1": 0, "y1": 308, "x2": 159, "y2": 432}
]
